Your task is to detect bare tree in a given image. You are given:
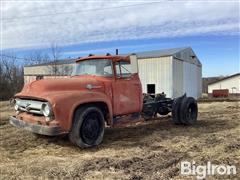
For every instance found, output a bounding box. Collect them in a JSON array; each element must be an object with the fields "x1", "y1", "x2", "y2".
[
  {"x1": 26, "y1": 50, "x2": 50, "y2": 66},
  {"x1": 25, "y1": 43, "x2": 64, "y2": 76},
  {"x1": 50, "y1": 43, "x2": 62, "y2": 75},
  {"x1": 0, "y1": 44, "x2": 65, "y2": 100},
  {"x1": 0, "y1": 53, "x2": 24, "y2": 100}
]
